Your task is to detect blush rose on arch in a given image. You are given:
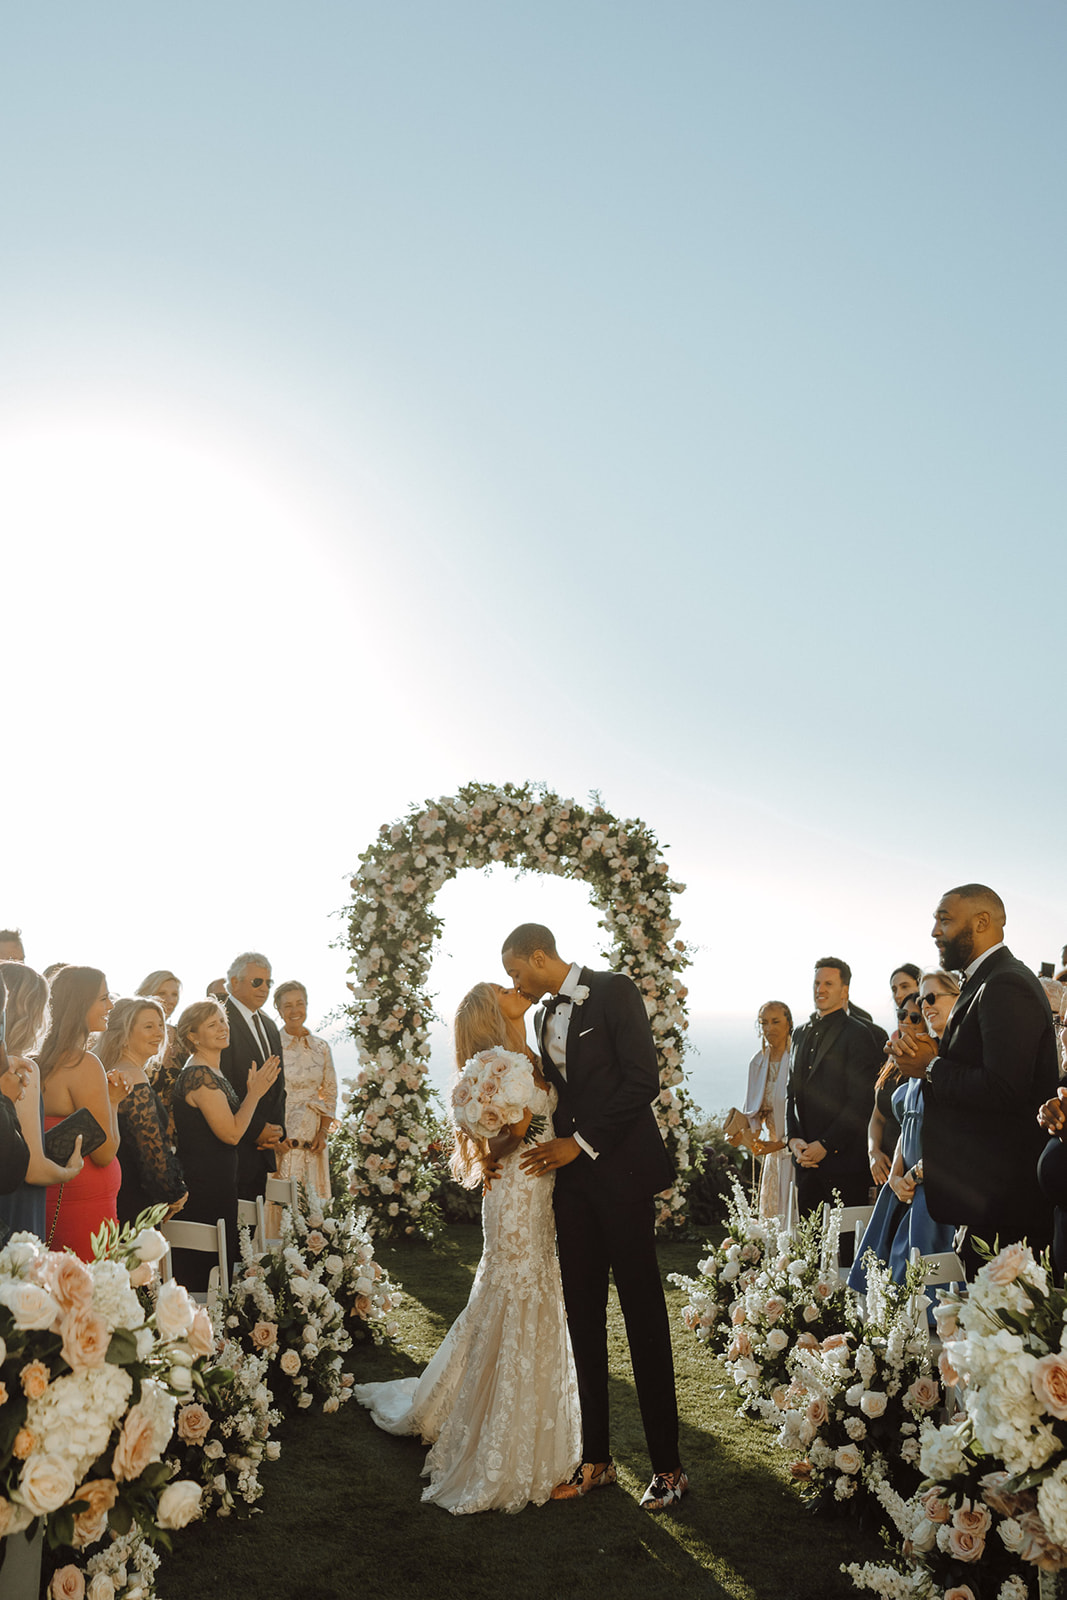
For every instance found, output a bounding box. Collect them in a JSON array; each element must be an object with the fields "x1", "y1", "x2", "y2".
[{"x1": 338, "y1": 781, "x2": 698, "y2": 1239}]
